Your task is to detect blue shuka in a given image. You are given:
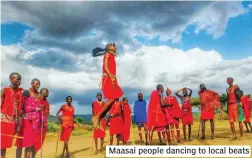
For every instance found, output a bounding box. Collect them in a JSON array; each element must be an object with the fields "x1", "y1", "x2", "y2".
[{"x1": 133, "y1": 100, "x2": 147, "y2": 127}]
